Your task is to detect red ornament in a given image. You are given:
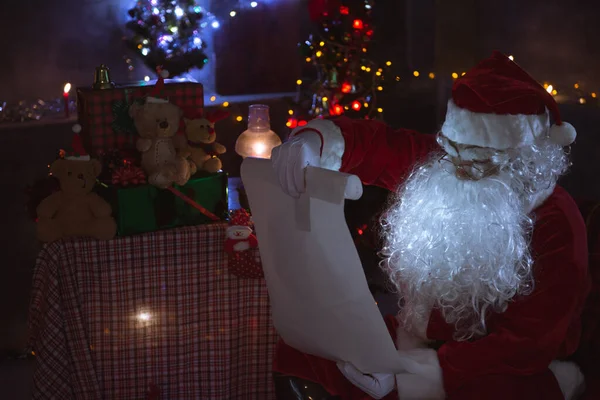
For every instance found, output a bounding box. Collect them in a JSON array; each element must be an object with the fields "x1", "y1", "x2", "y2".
[
  {"x1": 341, "y1": 82, "x2": 352, "y2": 93},
  {"x1": 332, "y1": 104, "x2": 344, "y2": 115},
  {"x1": 353, "y1": 19, "x2": 364, "y2": 30},
  {"x1": 340, "y1": 6, "x2": 349, "y2": 15},
  {"x1": 351, "y1": 101, "x2": 362, "y2": 111}
]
